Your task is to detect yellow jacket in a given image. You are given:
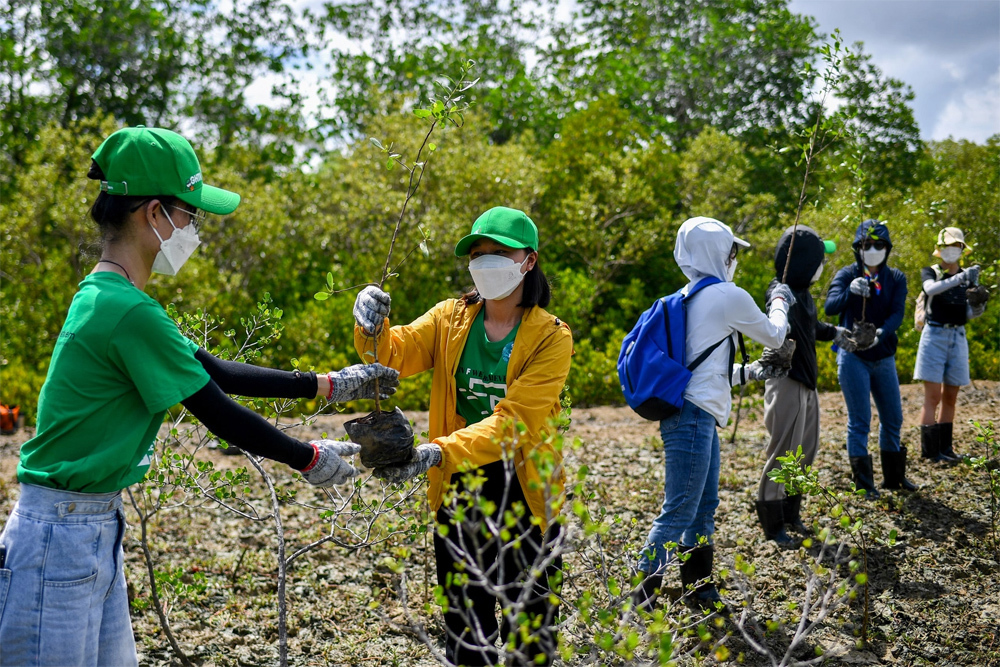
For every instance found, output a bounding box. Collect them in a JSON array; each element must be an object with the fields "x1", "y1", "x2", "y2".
[{"x1": 354, "y1": 298, "x2": 573, "y2": 530}]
